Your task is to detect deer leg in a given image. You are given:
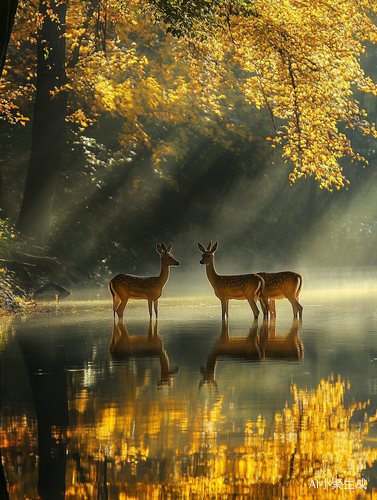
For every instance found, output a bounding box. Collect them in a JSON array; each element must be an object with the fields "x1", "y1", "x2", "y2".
[
  {"x1": 112, "y1": 293, "x2": 121, "y2": 321},
  {"x1": 297, "y1": 298, "x2": 303, "y2": 319},
  {"x1": 259, "y1": 292, "x2": 269, "y2": 318},
  {"x1": 154, "y1": 299, "x2": 158, "y2": 319},
  {"x1": 246, "y1": 295, "x2": 260, "y2": 319},
  {"x1": 287, "y1": 296, "x2": 302, "y2": 319},
  {"x1": 116, "y1": 296, "x2": 129, "y2": 321},
  {"x1": 148, "y1": 299, "x2": 153, "y2": 319},
  {"x1": 269, "y1": 300, "x2": 276, "y2": 317},
  {"x1": 220, "y1": 299, "x2": 227, "y2": 320}
]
